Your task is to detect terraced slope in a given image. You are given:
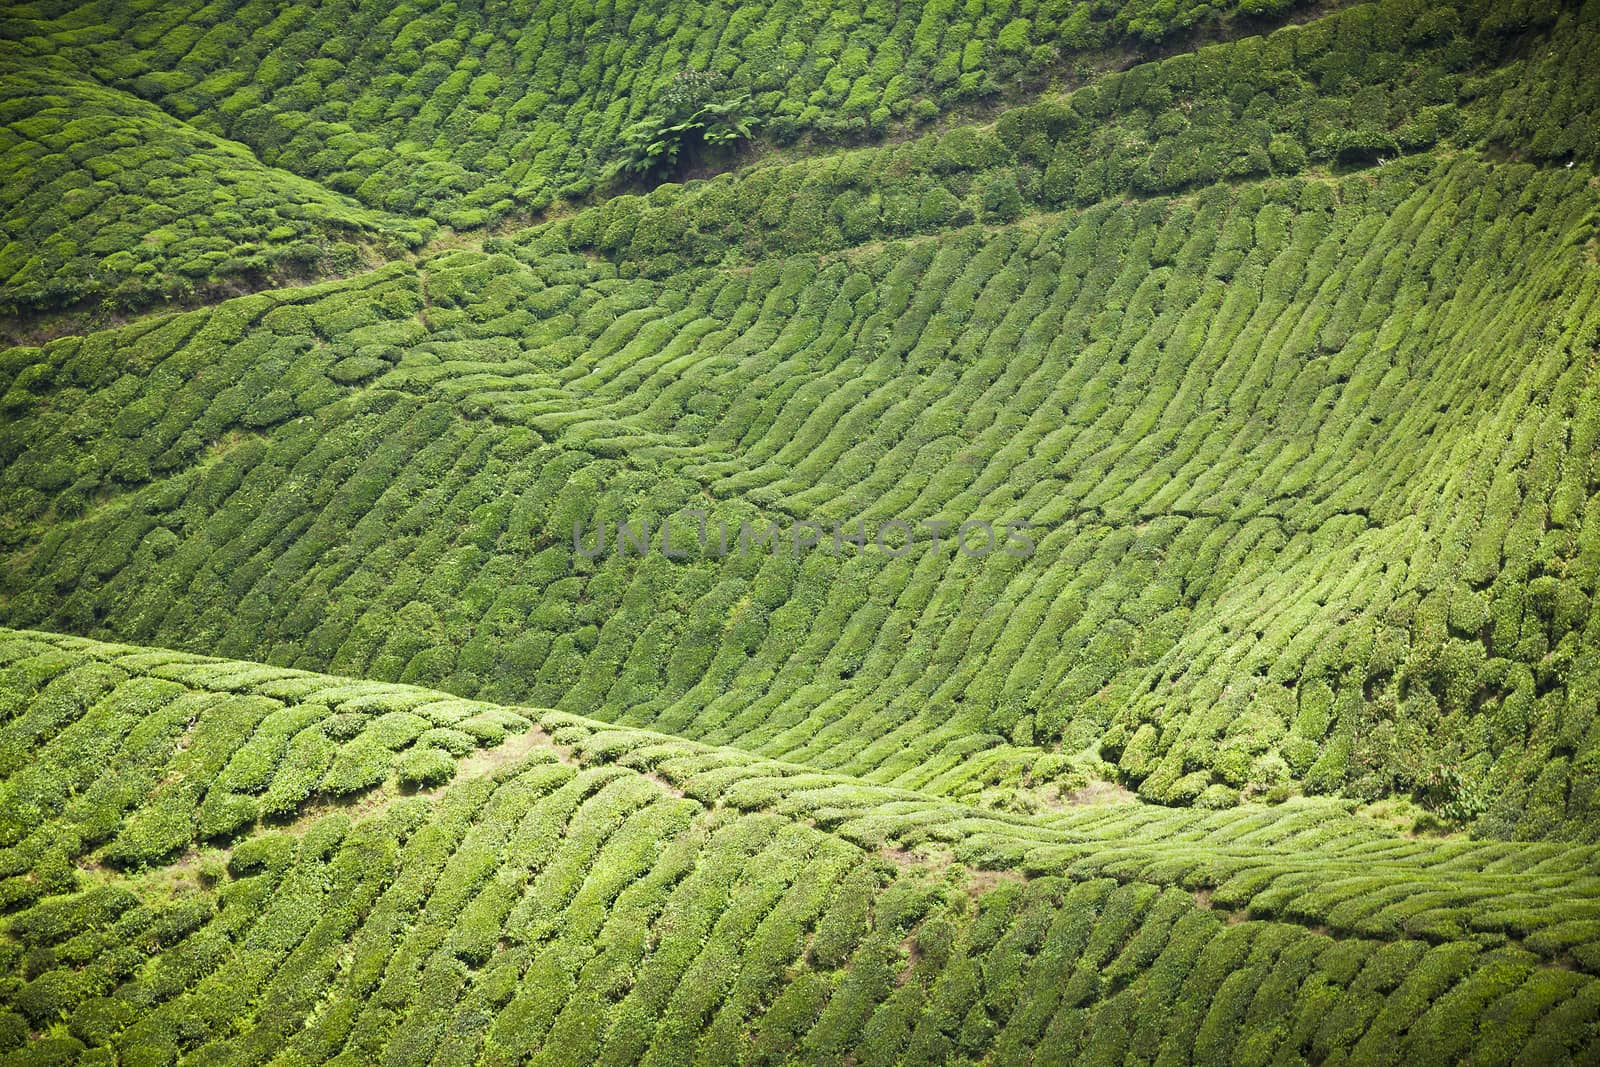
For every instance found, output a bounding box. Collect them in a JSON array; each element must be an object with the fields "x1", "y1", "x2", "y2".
[
  {"x1": 3, "y1": 629, "x2": 1599, "y2": 1065},
  {"x1": 6, "y1": 0, "x2": 1597, "y2": 320},
  {"x1": 3, "y1": 0, "x2": 1600, "y2": 1057},
  {"x1": 3, "y1": 0, "x2": 1318, "y2": 229},
  {"x1": 0, "y1": 54, "x2": 433, "y2": 319},
  {"x1": 526, "y1": 0, "x2": 1600, "y2": 278},
  {"x1": 4, "y1": 142, "x2": 1599, "y2": 837}
]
